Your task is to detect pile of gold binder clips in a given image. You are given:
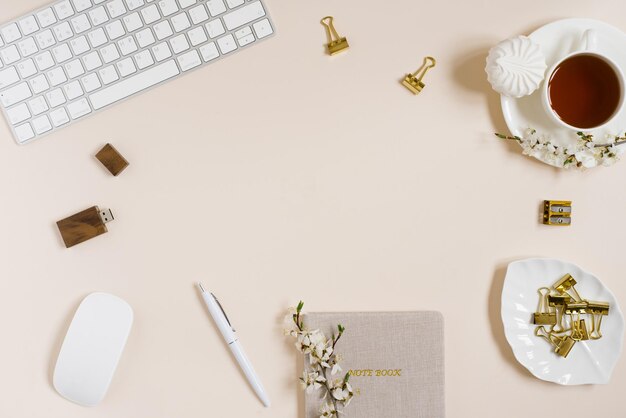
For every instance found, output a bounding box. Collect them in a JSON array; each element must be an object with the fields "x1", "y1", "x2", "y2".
[{"x1": 532, "y1": 273, "x2": 610, "y2": 358}]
